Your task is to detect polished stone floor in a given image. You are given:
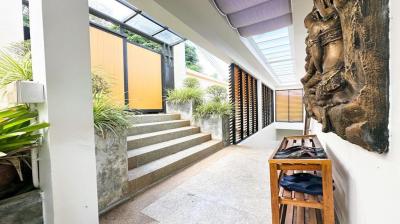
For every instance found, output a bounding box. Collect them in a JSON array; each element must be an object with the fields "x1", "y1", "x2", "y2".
[{"x1": 100, "y1": 128, "x2": 279, "y2": 224}]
